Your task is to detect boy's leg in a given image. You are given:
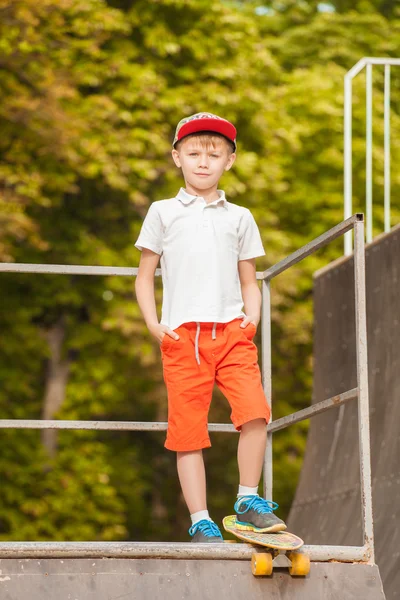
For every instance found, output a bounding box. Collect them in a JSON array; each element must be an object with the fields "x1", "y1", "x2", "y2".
[
  {"x1": 215, "y1": 319, "x2": 286, "y2": 532},
  {"x1": 235, "y1": 417, "x2": 286, "y2": 533},
  {"x1": 176, "y1": 449, "x2": 223, "y2": 542},
  {"x1": 235, "y1": 419, "x2": 287, "y2": 532},
  {"x1": 177, "y1": 449, "x2": 207, "y2": 514},
  {"x1": 160, "y1": 323, "x2": 224, "y2": 541},
  {"x1": 237, "y1": 418, "x2": 267, "y2": 487}
]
